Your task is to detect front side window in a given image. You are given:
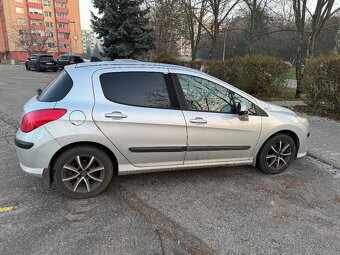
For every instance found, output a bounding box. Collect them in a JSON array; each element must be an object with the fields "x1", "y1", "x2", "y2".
[
  {"x1": 178, "y1": 74, "x2": 257, "y2": 115},
  {"x1": 178, "y1": 74, "x2": 236, "y2": 113},
  {"x1": 100, "y1": 72, "x2": 171, "y2": 109}
]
